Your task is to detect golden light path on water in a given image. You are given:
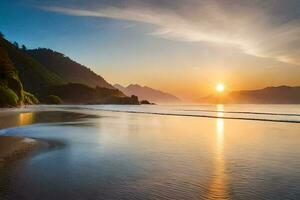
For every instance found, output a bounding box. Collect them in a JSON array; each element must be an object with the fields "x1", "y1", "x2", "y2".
[{"x1": 206, "y1": 104, "x2": 229, "y2": 199}]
